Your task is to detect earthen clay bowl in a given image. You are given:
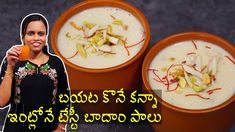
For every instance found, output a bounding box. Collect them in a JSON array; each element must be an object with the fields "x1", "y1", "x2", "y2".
[
  {"x1": 142, "y1": 32, "x2": 235, "y2": 132},
  {"x1": 51, "y1": 0, "x2": 150, "y2": 113}
]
